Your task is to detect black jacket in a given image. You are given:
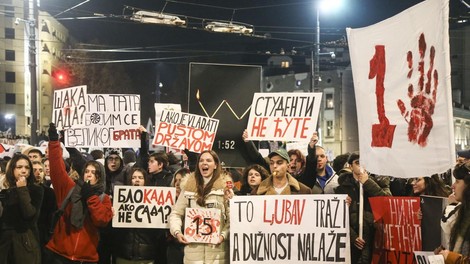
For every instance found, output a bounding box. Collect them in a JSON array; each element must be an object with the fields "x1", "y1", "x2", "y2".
[
  {"x1": 112, "y1": 227, "x2": 166, "y2": 261},
  {"x1": 148, "y1": 169, "x2": 173, "y2": 187}
]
